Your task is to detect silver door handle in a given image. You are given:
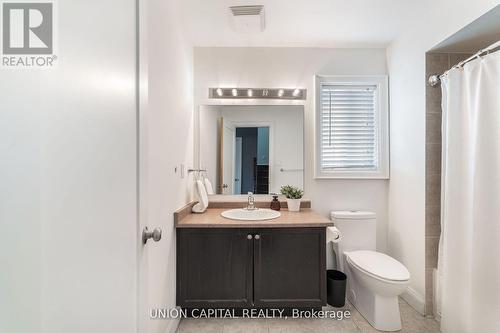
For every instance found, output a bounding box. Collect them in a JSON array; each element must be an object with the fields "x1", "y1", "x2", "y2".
[
  {"x1": 247, "y1": 234, "x2": 253, "y2": 240},
  {"x1": 254, "y1": 234, "x2": 260, "y2": 240},
  {"x1": 143, "y1": 227, "x2": 162, "y2": 244}
]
